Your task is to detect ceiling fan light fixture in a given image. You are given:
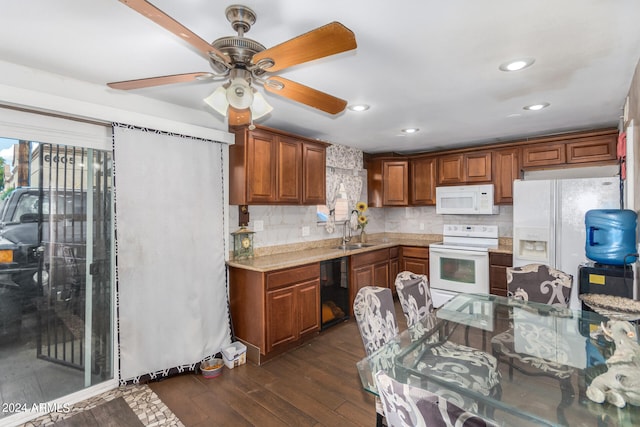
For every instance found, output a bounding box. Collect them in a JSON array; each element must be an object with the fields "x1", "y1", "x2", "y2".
[
  {"x1": 226, "y1": 77, "x2": 254, "y2": 109},
  {"x1": 204, "y1": 86, "x2": 230, "y2": 116},
  {"x1": 250, "y1": 90, "x2": 273, "y2": 120}
]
